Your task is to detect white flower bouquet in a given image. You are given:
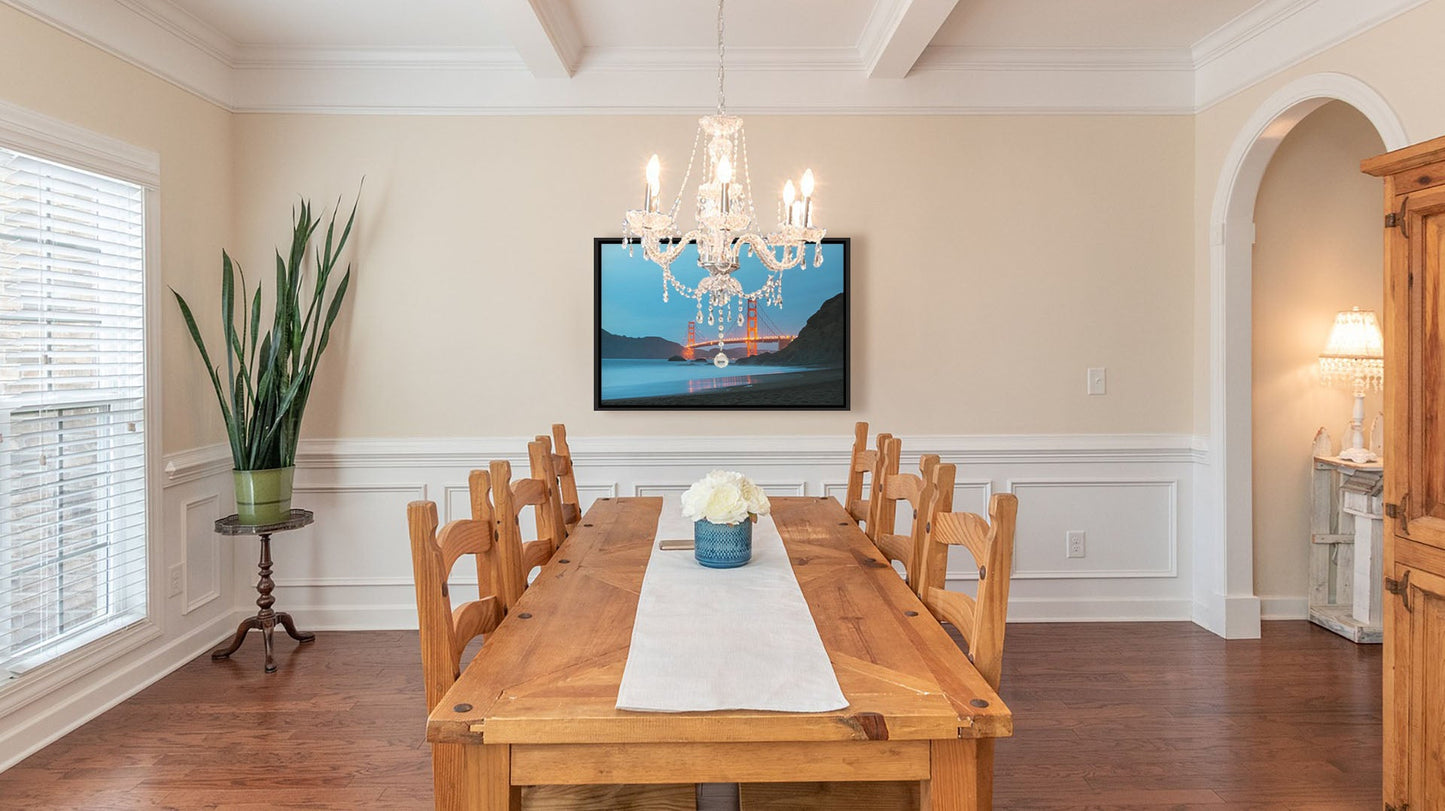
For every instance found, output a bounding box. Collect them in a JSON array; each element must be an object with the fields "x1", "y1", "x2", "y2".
[{"x1": 680, "y1": 470, "x2": 771, "y2": 526}]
